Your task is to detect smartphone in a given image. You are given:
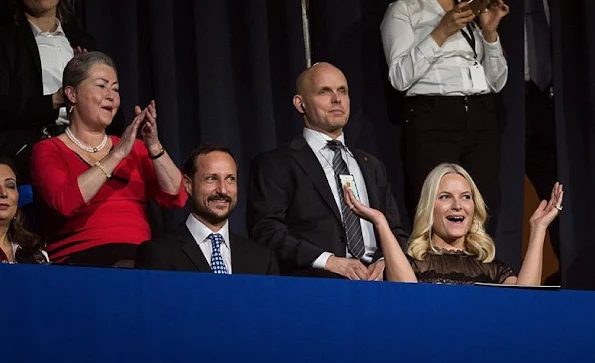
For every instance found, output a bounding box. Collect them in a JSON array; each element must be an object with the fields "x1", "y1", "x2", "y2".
[{"x1": 467, "y1": 0, "x2": 494, "y2": 15}]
